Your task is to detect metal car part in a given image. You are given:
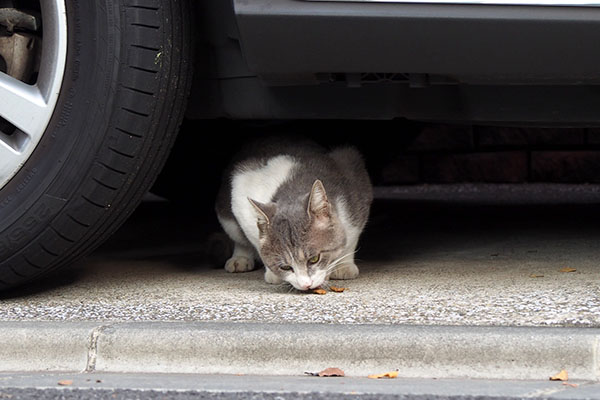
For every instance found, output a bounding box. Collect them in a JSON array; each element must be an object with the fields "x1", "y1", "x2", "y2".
[
  {"x1": 0, "y1": 2, "x2": 67, "y2": 190},
  {"x1": 185, "y1": 0, "x2": 600, "y2": 123},
  {"x1": 0, "y1": 32, "x2": 39, "y2": 81},
  {"x1": 0, "y1": 8, "x2": 40, "y2": 32}
]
